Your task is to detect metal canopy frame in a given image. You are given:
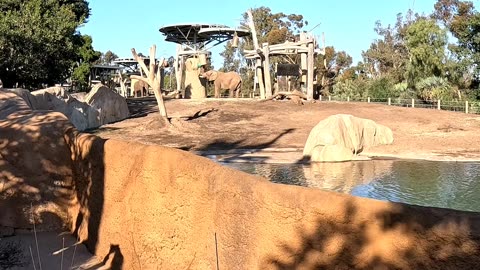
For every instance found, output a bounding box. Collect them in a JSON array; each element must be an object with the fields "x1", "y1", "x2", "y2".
[{"x1": 159, "y1": 23, "x2": 250, "y2": 50}]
